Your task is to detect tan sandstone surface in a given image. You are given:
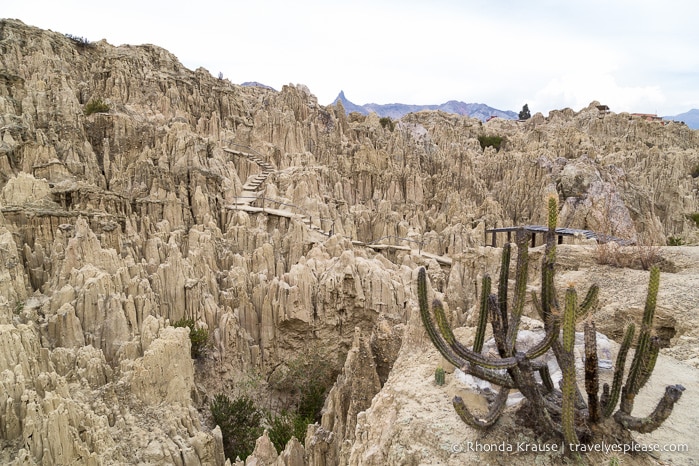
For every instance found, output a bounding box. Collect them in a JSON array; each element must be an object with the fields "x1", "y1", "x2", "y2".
[{"x1": 0, "y1": 18, "x2": 698, "y2": 465}]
